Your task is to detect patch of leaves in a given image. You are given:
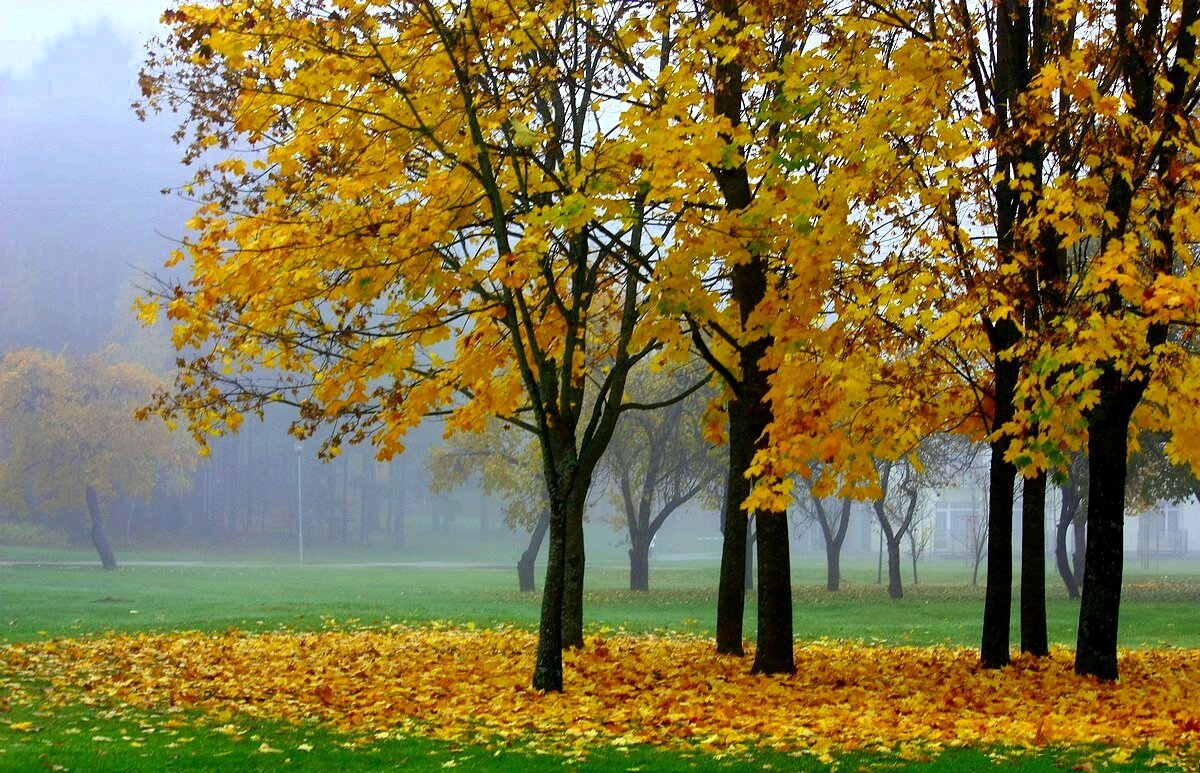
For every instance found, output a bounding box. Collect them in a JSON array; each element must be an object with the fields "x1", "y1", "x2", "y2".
[{"x1": 1, "y1": 627, "x2": 1197, "y2": 766}]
